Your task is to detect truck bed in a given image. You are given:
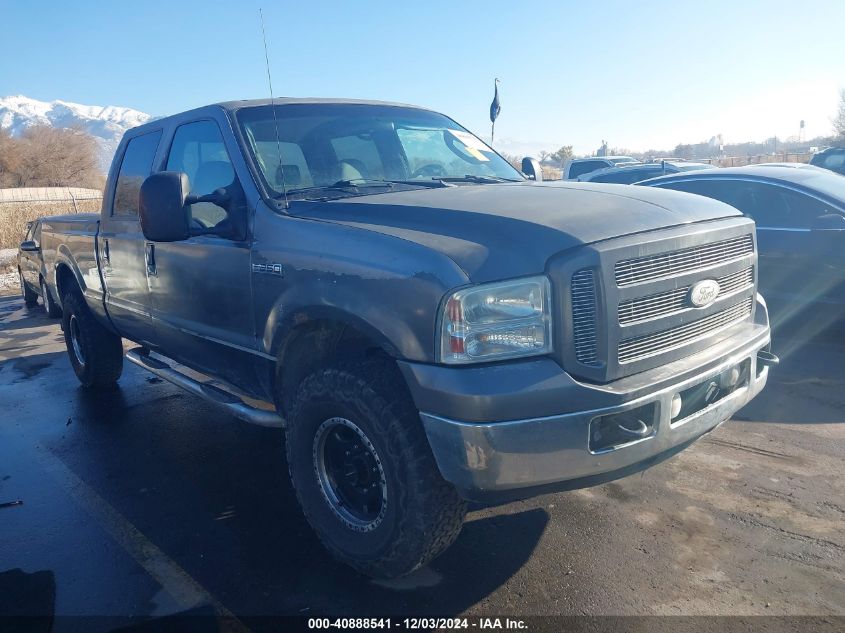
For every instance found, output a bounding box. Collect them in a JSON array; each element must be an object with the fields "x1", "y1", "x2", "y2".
[{"x1": 39, "y1": 214, "x2": 103, "y2": 312}]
